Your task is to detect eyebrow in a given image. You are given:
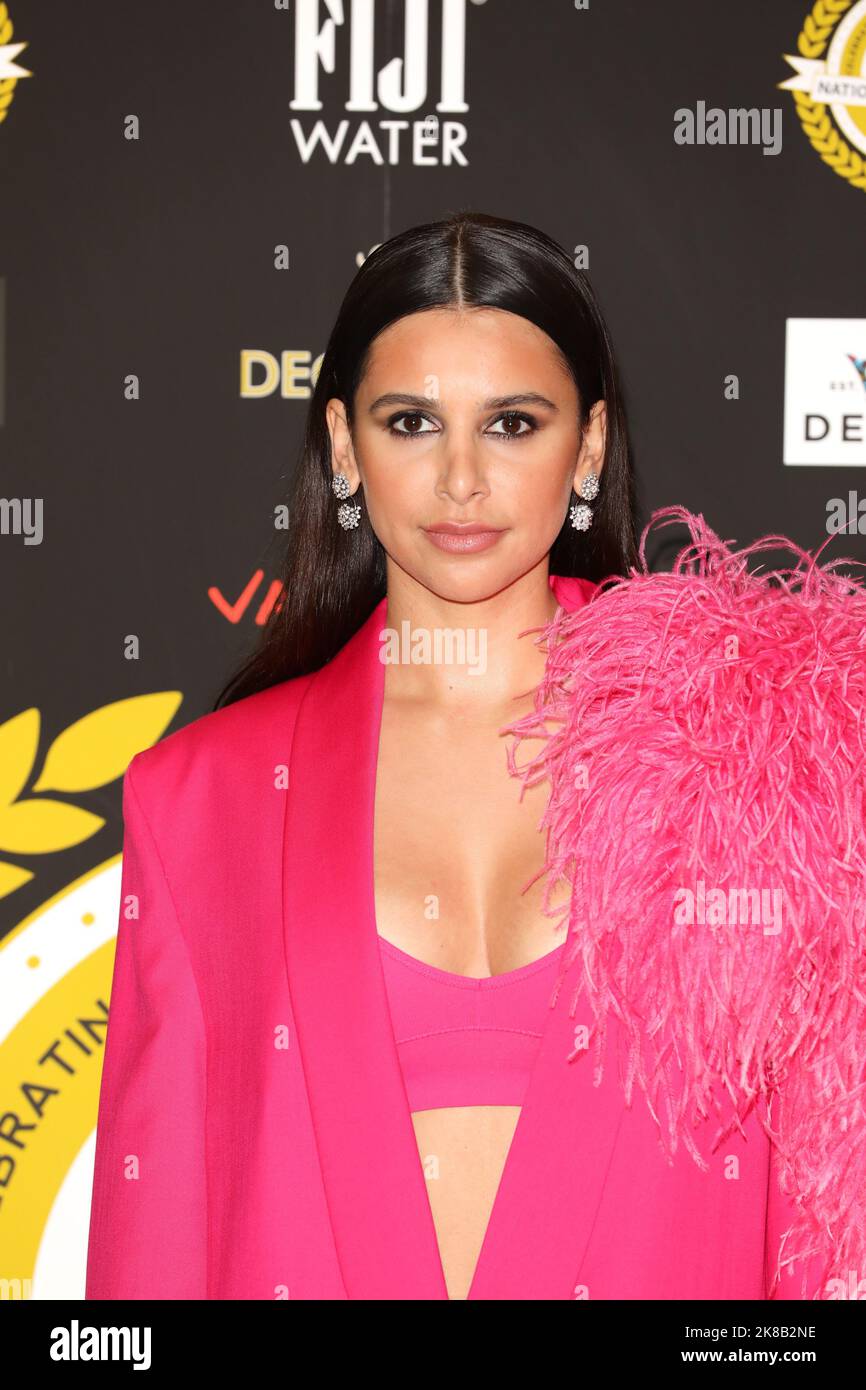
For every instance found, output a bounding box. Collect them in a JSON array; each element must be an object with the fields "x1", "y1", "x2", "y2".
[{"x1": 367, "y1": 391, "x2": 560, "y2": 413}]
